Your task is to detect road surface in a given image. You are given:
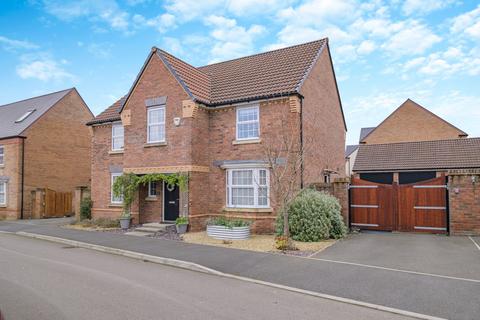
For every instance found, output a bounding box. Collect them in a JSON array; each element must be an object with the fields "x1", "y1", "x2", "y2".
[{"x1": 0, "y1": 233, "x2": 414, "y2": 320}]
